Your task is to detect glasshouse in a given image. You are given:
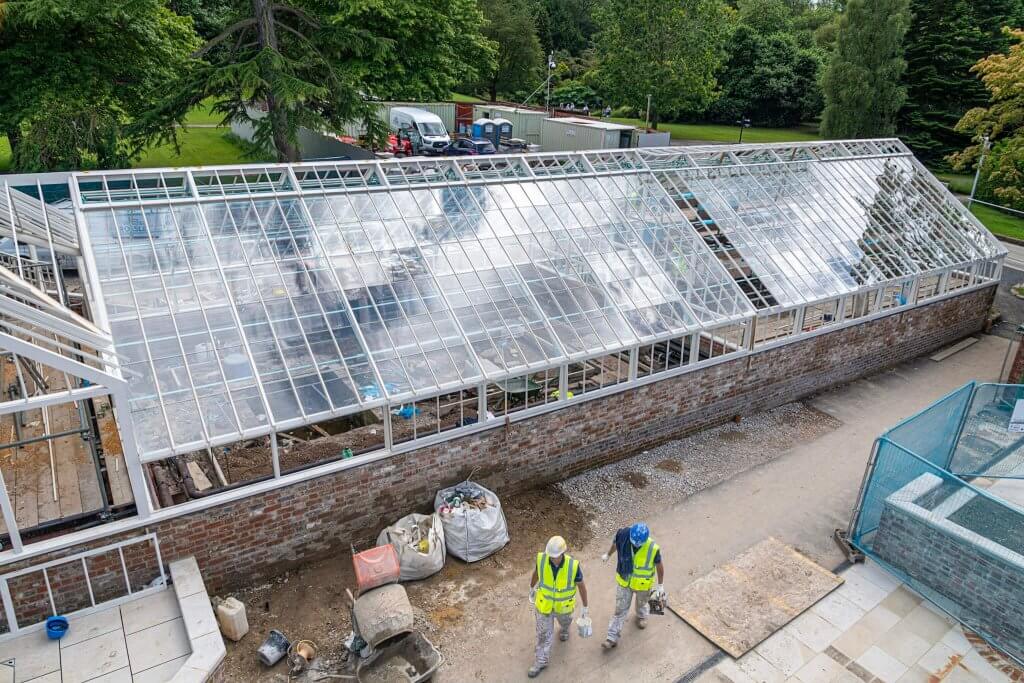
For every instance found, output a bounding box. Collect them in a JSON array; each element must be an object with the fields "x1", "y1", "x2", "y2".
[{"x1": 0, "y1": 139, "x2": 1006, "y2": 580}]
